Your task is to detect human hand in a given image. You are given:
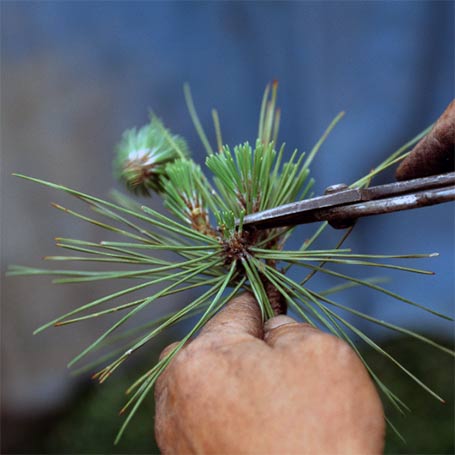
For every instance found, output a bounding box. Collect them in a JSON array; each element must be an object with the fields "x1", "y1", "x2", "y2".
[
  {"x1": 154, "y1": 293, "x2": 385, "y2": 455},
  {"x1": 396, "y1": 99, "x2": 454, "y2": 181}
]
